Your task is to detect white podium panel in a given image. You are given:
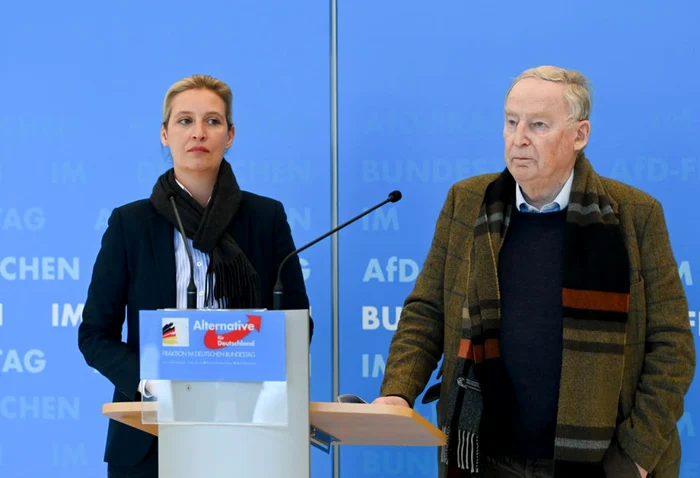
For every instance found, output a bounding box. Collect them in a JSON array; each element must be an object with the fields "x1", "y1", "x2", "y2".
[{"x1": 143, "y1": 309, "x2": 309, "y2": 478}]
